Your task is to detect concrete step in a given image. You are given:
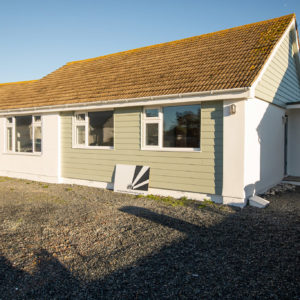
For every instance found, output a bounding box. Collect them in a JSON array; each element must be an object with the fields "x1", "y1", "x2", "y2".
[{"x1": 249, "y1": 195, "x2": 269, "y2": 208}]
